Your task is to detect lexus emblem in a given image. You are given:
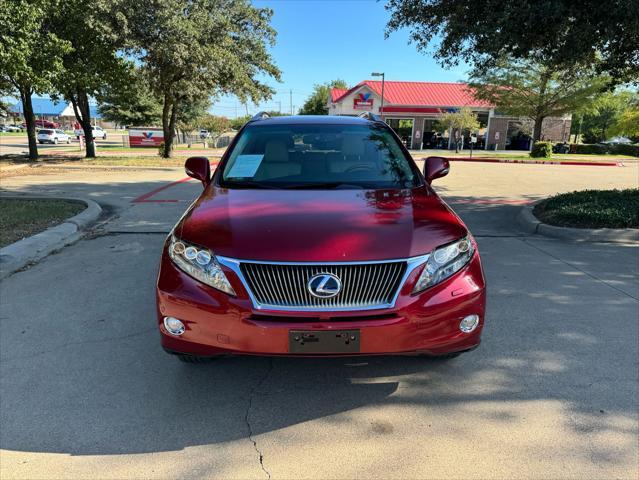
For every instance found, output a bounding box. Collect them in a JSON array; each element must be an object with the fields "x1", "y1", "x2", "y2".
[{"x1": 307, "y1": 273, "x2": 342, "y2": 298}]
